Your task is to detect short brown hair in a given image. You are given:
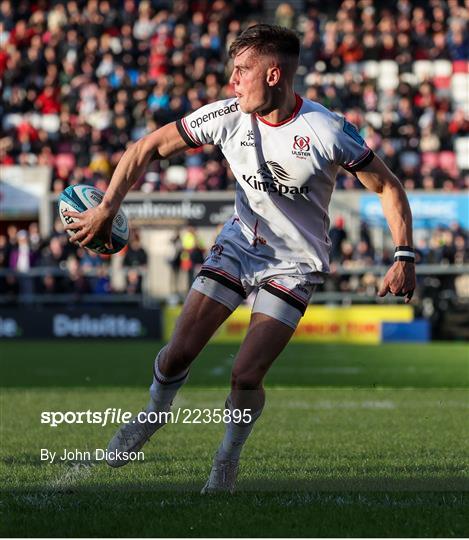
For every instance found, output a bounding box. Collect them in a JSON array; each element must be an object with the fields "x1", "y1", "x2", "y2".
[{"x1": 229, "y1": 24, "x2": 300, "y2": 61}]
